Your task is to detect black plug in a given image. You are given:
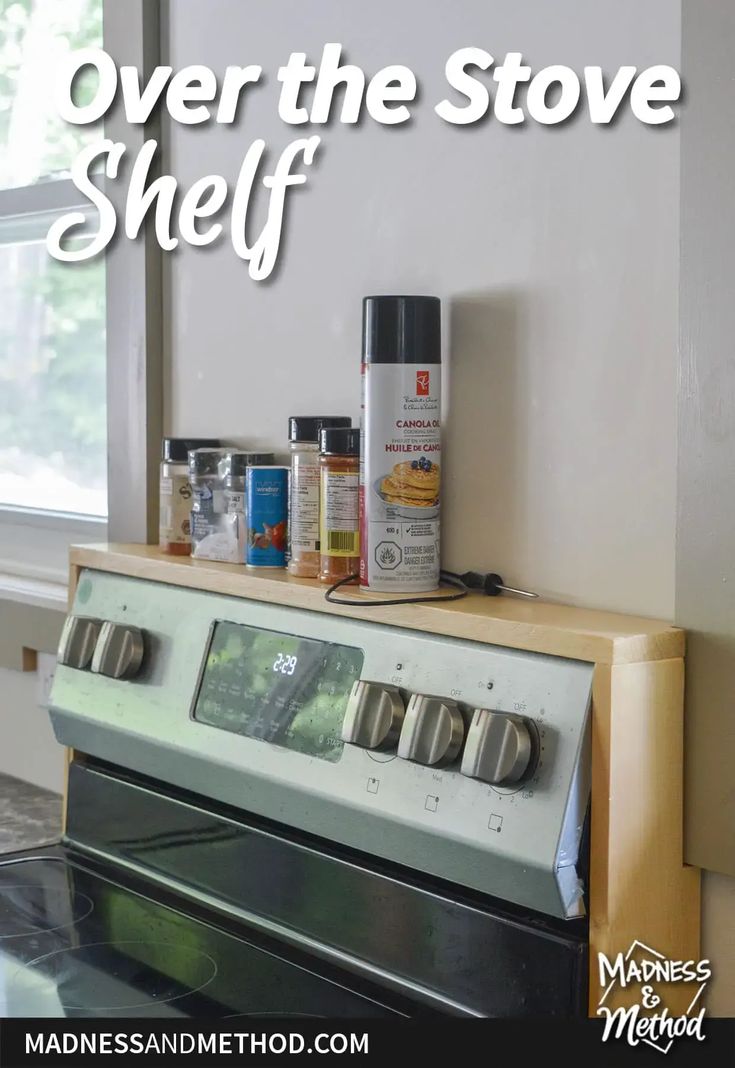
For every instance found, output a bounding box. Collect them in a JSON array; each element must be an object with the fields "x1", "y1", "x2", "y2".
[
  {"x1": 458, "y1": 571, "x2": 538, "y2": 599},
  {"x1": 460, "y1": 571, "x2": 504, "y2": 596}
]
